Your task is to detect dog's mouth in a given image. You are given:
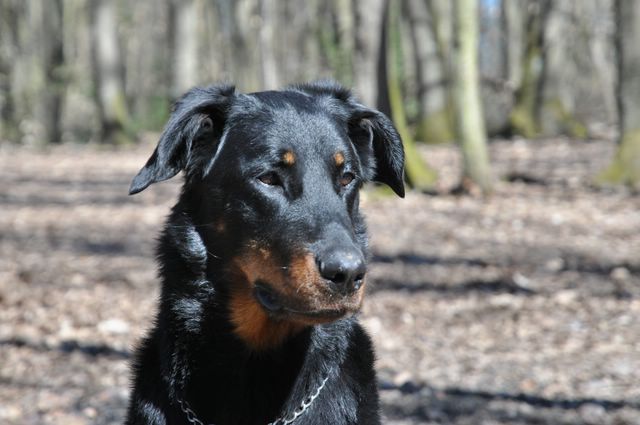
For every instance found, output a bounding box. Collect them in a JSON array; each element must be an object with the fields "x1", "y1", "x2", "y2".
[{"x1": 254, "y1": 283, "x2": 356, "y2": 323}]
